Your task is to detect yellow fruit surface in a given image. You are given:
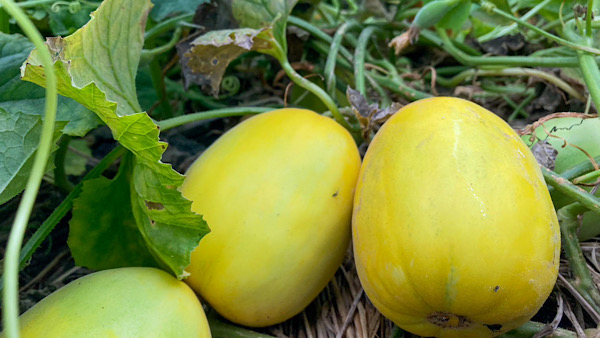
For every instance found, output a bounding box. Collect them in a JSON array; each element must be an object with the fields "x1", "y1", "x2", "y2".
[
  {"x1": 11, "y1": 267, "x2": 211, "y2": 337},
  {"x1": 352, "y1": 97, "x2": 560, "y2": 337},
  {"x1": 181, "y1": 108, "x2": 361, "y2": 327}
]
